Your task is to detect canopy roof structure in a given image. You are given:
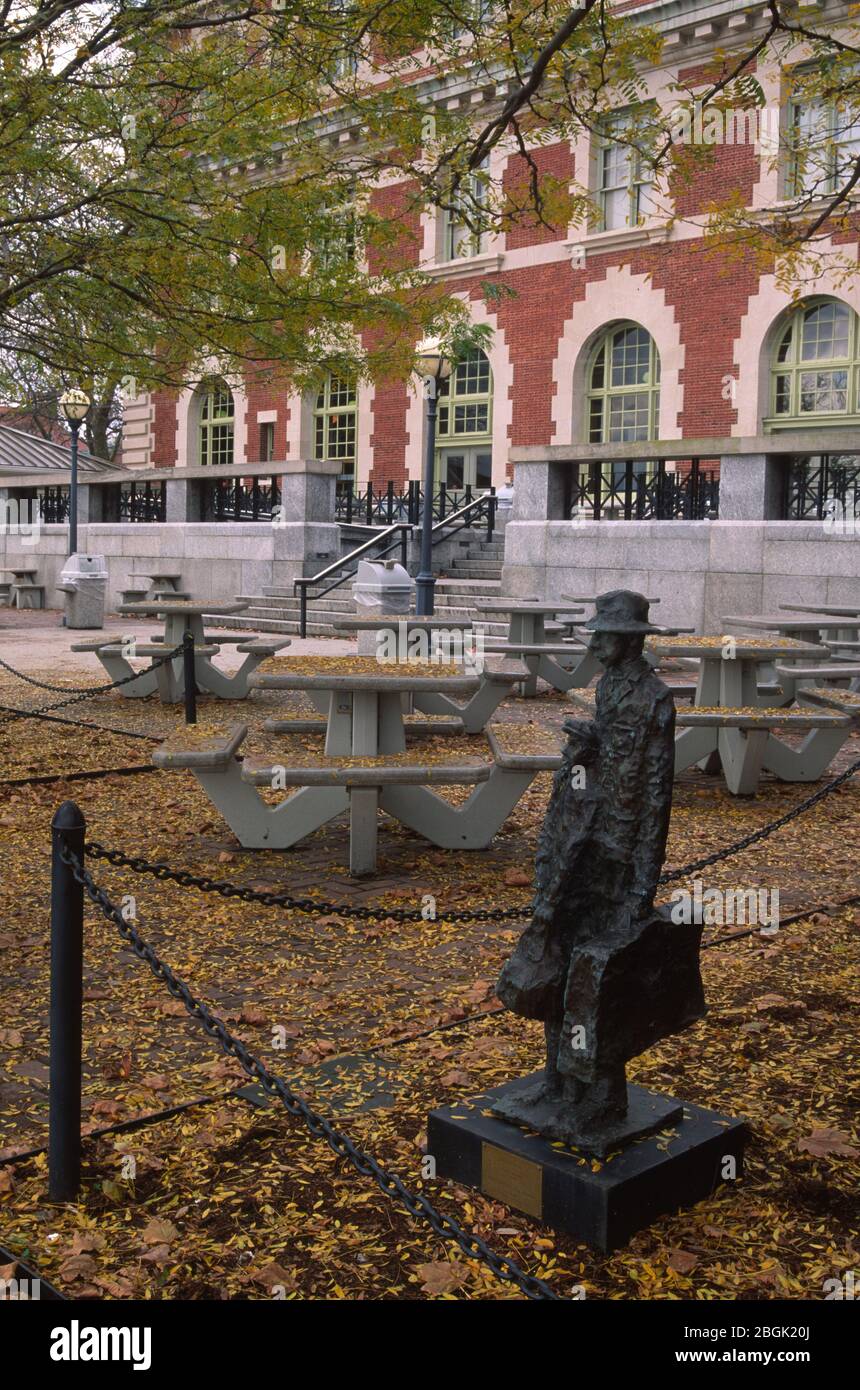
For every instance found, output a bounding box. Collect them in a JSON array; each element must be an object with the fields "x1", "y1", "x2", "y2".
[{"x1": 0, "y1": 423, "x2": 119, "y2": 481}]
